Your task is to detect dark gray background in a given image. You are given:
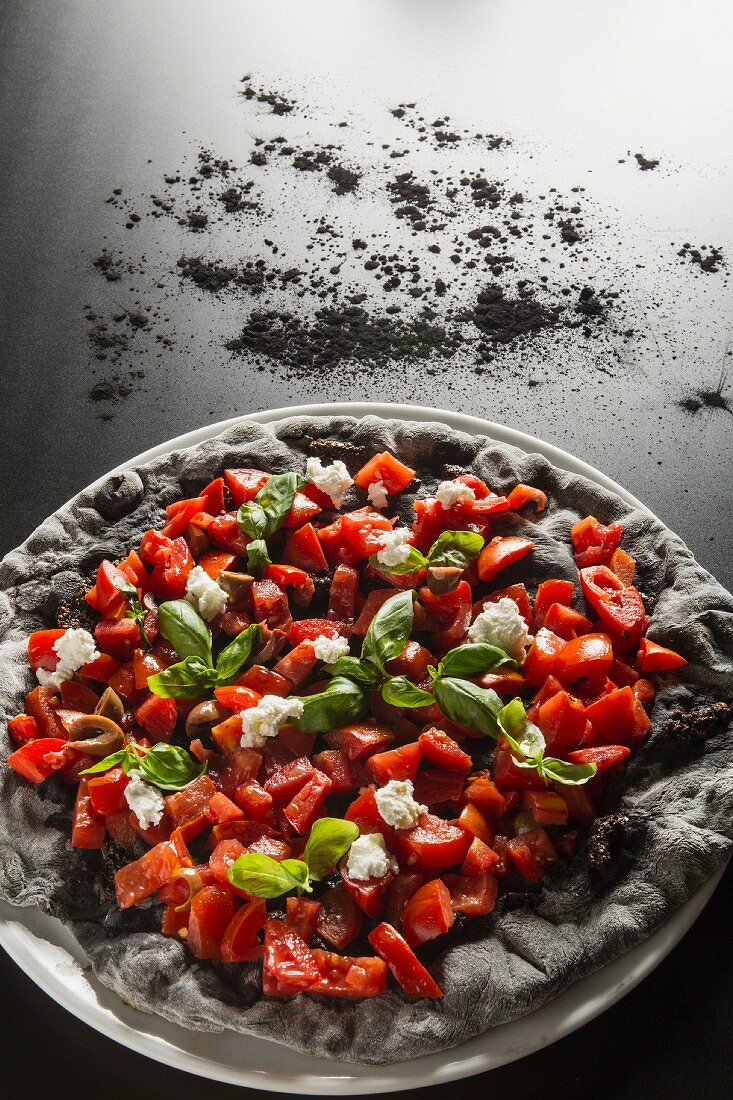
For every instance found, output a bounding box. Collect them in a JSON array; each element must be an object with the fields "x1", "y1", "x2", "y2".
[{"x1": 0, "y1": 1, "x2": 731, "y2": 1096}]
